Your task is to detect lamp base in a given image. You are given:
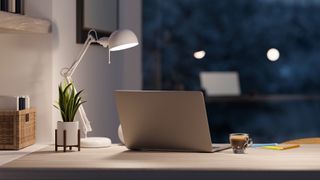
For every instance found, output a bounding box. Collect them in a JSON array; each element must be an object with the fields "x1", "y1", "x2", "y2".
[{"x1": 80, "y1": 137, "x2": 112, "y2": 148}]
